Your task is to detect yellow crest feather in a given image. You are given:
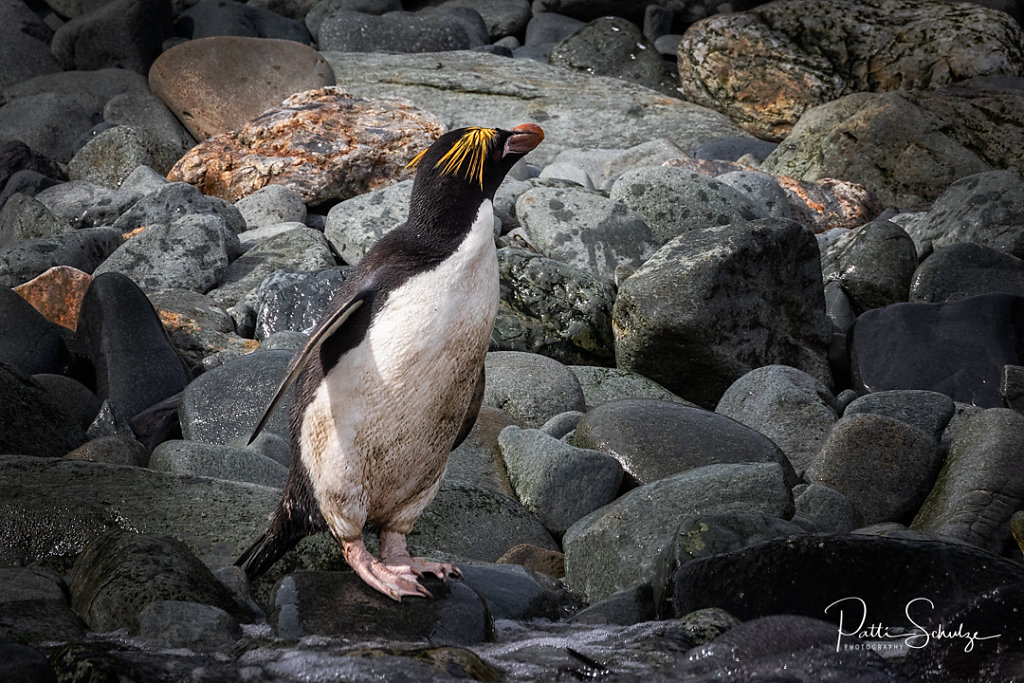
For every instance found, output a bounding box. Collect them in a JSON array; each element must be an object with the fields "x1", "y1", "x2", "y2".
[{"x1": 406, "y1": 127, "x2": 499, "y2": 189}]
